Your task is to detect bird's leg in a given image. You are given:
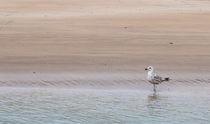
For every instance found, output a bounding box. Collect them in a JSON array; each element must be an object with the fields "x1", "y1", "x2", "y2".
[{"x1": 153, "y1": 84, "x2": 156, "y2": 93}]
